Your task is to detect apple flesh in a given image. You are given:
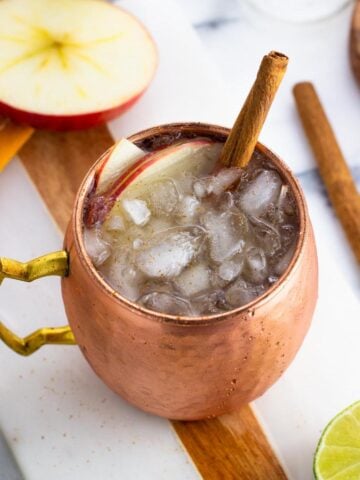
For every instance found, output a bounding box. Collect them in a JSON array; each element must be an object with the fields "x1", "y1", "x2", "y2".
[
  {"x1": 95, "y1": 139, "x2": 145, "y2": 195},
  {"x1": 0, "y1": 0, "x2": 157, "y2": 130},
  {"x1": 85, "y1": 139, "x2": 222, "y2": 227}
]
